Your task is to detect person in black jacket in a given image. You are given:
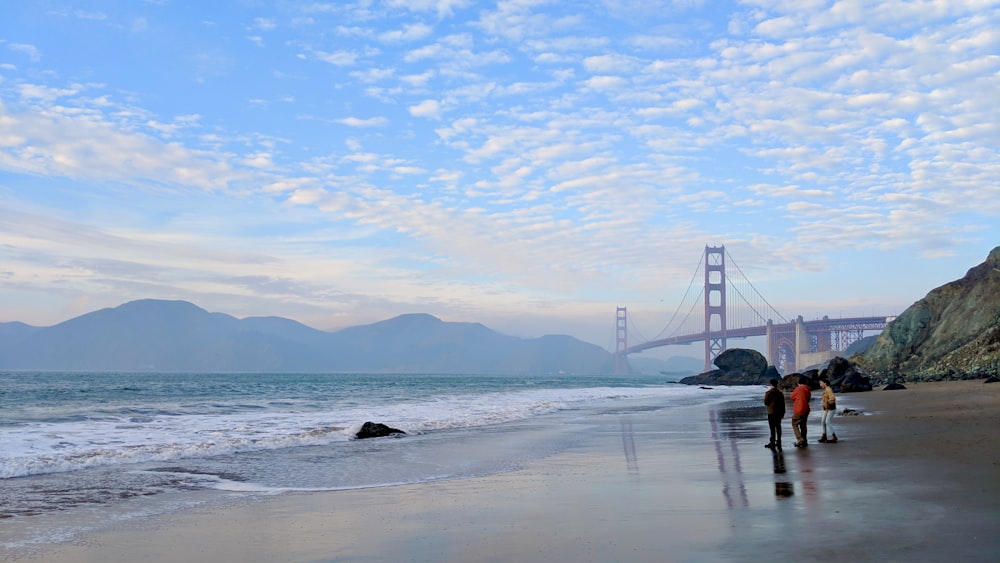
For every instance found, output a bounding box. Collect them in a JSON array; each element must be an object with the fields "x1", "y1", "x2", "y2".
[{"x1": 763, "y1": 378, "x2": 786, "y2": 449}]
